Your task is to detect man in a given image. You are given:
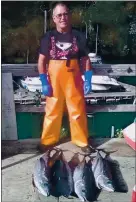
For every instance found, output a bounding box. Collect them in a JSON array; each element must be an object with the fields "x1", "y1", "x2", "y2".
[{"x1": 38, "y1": 2, "x2": 94, "y2": 153}]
